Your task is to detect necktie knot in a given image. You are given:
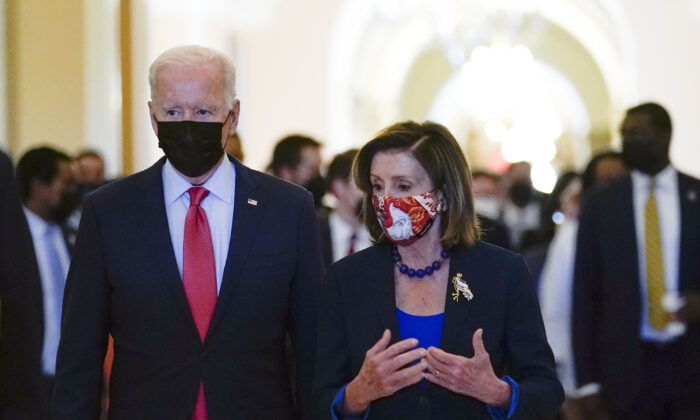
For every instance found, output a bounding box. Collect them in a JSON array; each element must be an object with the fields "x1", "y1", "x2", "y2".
[
  {"x1": 649, "y1": 178, "x2": 656, "y2": 192},
  {"x1": 188, "y1": 187, "x2": 209, "y2": 207}
]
